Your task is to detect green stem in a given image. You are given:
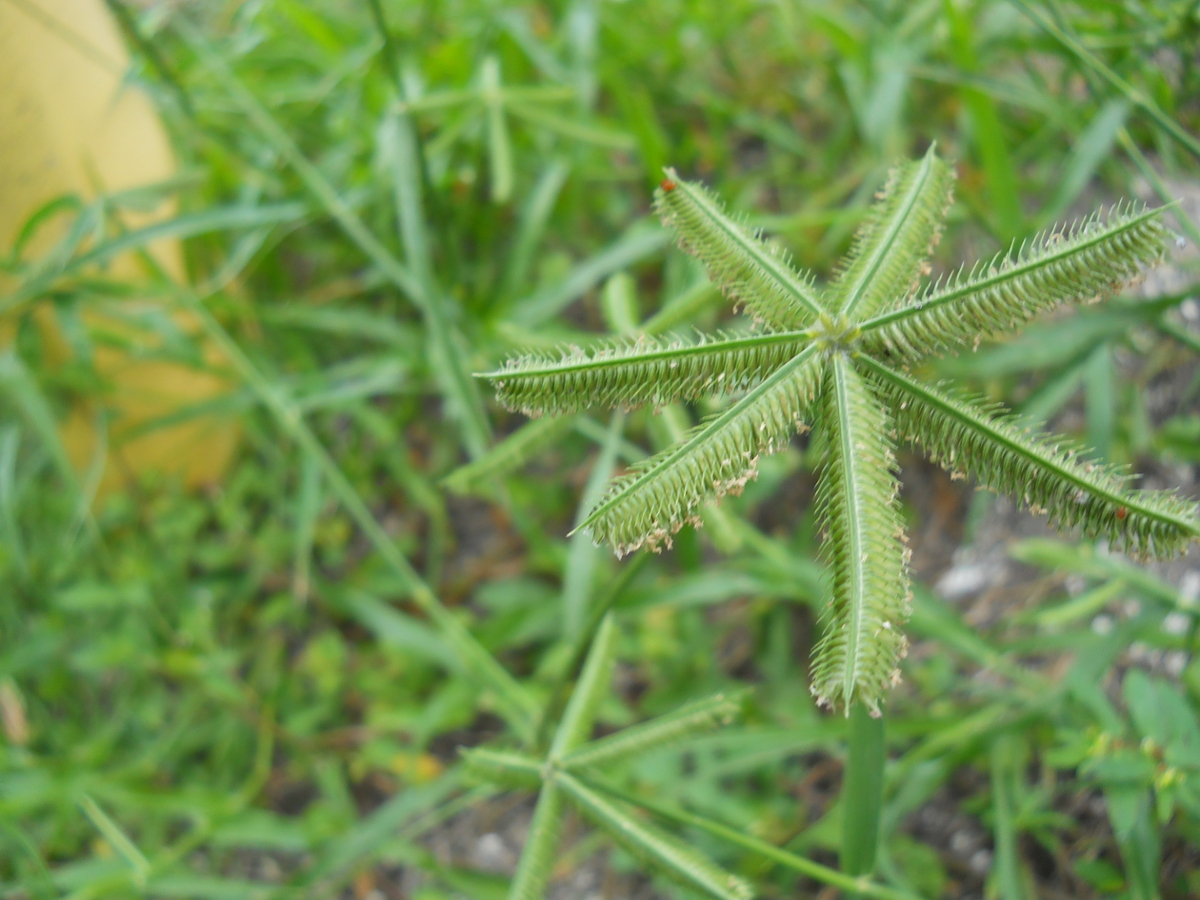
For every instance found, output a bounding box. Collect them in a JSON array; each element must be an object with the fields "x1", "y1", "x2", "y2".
[{"x1": 842, "y1": 705, "x2": 886, "y2": 878}]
